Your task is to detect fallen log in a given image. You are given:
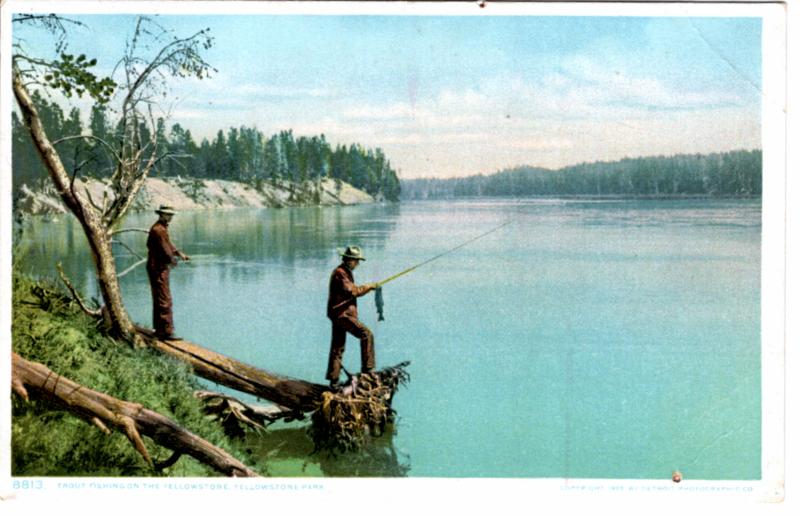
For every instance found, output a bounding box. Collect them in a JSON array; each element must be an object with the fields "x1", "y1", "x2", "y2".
[
  {"x1": 134, "y1": 329, "x2": 411, "y2": 452},
  {"x1": 11, "y1": 352, "x2": 258, "y2": 477},
  {"x1": 137, "y1": 327, "x2": 328, "y2": 412}
]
